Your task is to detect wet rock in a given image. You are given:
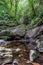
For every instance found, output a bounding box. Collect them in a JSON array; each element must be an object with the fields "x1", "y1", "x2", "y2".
[
  {"x1": 0, "y1": 40, "x2": 6, "y2": 46},
  {"x1": 36, "y1": 39, "x2": 43, "y2": 52},
  {"x1": 11, "y1": 25, "x2": 26, "y2": 37},
  {"x1": 0, "y1": 47, "x2": 13, "y2": 64},
  {"x1": 15, "y1": 48, "x2": 21, "y2": 53},
  {"x1": 0, "y1": 40, "x2": 11, "y2": 46},
  {"x1": 27, "y1": 43, "x2": 36, "y2": 50},
  {"x1": 29, "y1": 50, "x2": 37, "y2": 62},
  {"x1": 0, "y1": 30, "x2": 10, "y2": 36},
  {"x1": 13, "y1": 59, "x2": 19, "y2": 65},
  {"x1": 26, "y1": 26, "x2": 40, "y2": 38},
  {"x1": 26, "y1": 25, "x2": 43, "y2": 38},
  {"x1": 0, "y1": 25, "x2": 26, "y2": 40}
]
